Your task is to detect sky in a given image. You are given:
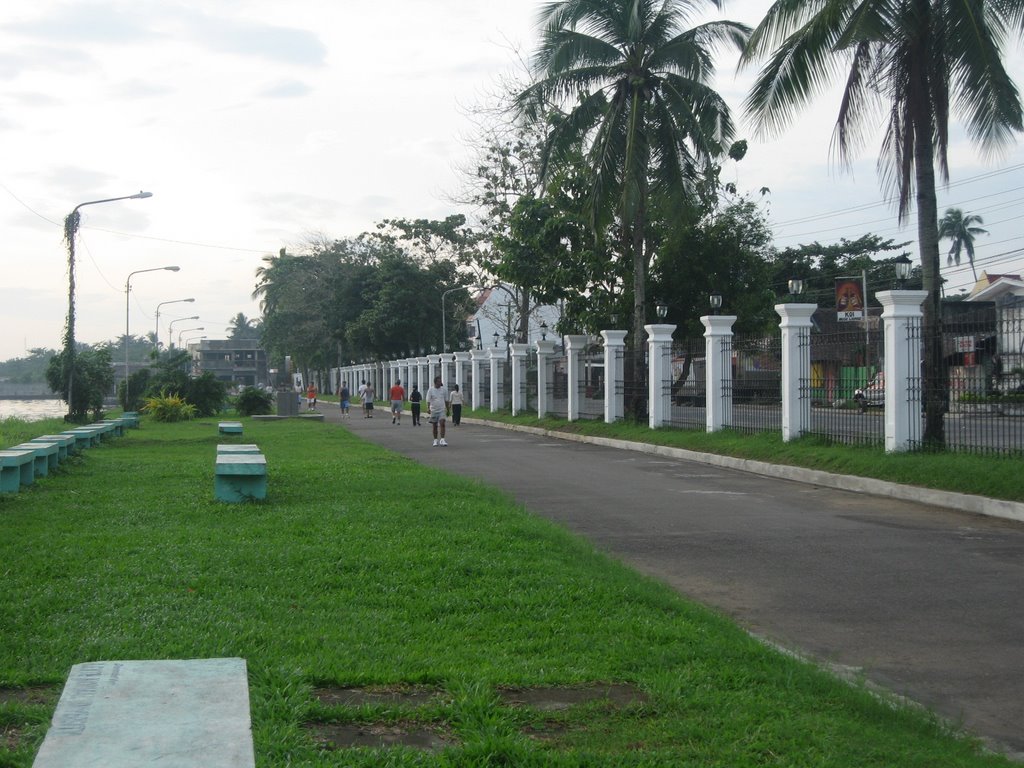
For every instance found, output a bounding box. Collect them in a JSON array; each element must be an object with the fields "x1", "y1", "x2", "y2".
[{"x1": 1, "y1": 0, "x2": 1022, "y2": 363}]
